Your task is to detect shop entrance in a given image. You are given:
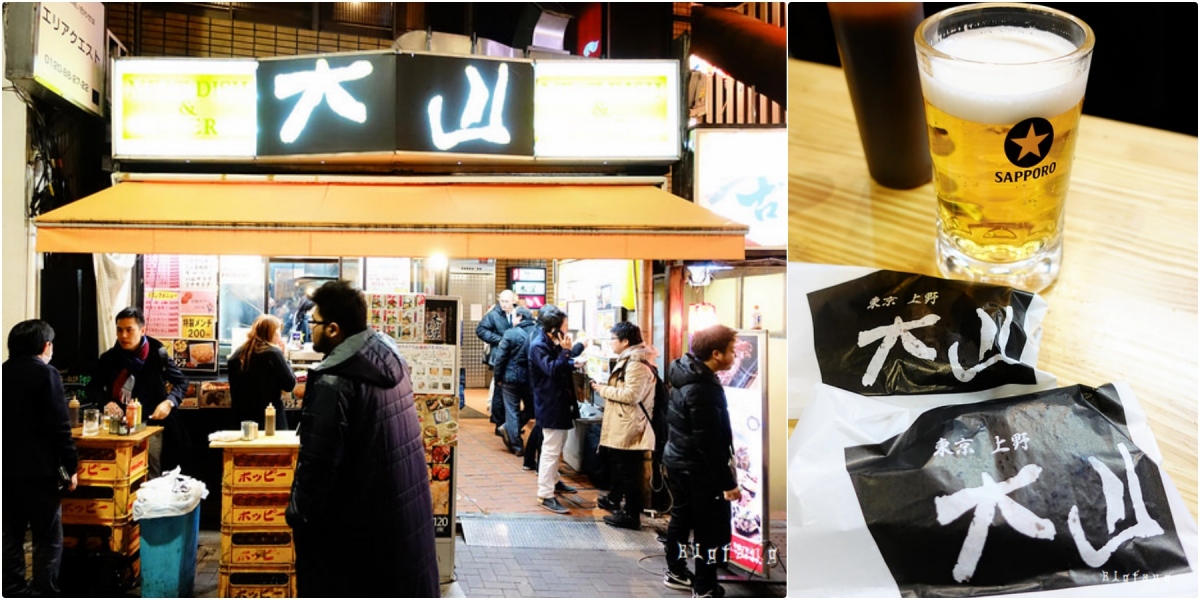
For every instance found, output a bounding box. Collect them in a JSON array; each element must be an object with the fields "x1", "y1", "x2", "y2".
[{"x1": 449, "y1": 266, "x2": 495, "y2": 390}]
